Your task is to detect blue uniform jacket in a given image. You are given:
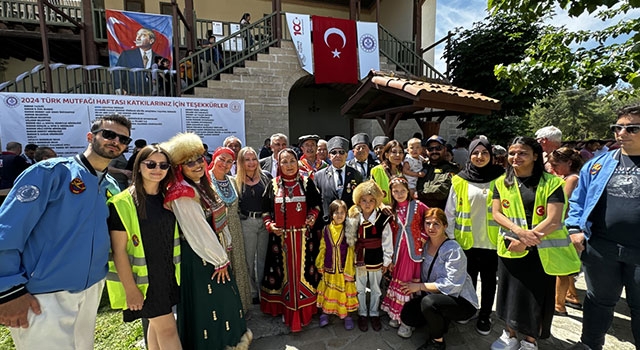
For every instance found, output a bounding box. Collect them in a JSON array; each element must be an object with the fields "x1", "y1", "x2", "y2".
[
  {"x1": 0, "y1": 155, "x2": 120, "y2": 295},
  {"x1": 566, "y1": 149, "x2": 620, "y2": 239}
]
